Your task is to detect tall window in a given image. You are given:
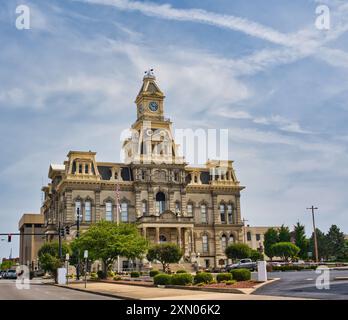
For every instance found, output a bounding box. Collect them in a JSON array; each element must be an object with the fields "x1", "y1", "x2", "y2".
[
  {"x1": 221, "y1": 235, "x2": 227, "y2": 252},
  {"x1": 229, "y1": 234, "x2": 235, "y2": 244},
  {"x1": 142, "y1": 201, "x2": 147, "y2": 216},
  {"x1": 227, "y1": 204, "x2": 234, "y2": 224},
  {"x1": 85, "y1": 201, "x2": 91, "y2": 222},
  {"x1": 105, "y1": 201, "x2": 112, "y2": 221},
  {"x1": 220, "y1": 204, "x2": 226, "y2": 223},
  {"x1": 121, "y1": 202, "x2": 128, "y2": 222},
  {"x1": 200, "y1": 204, "x2": 207, "y2": 223},
  {"x1": 75, "y1": 201, "x2": 82, "y2": 221},
  {"x1": 175, "y1": 201, "x2": 180, "y2": 214},
  {"x1": 155, "y1": 192, "x2": 166, "y2": 214},
  {"x1": 247, "y1": 232, "x2": 252, "y2": 241},
  {"x1": 187, "y1": 203, "x2": 193, "y2": 216},
  {"x1": 202, "y1": 235, "x2": 208, "y2": 253}
]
